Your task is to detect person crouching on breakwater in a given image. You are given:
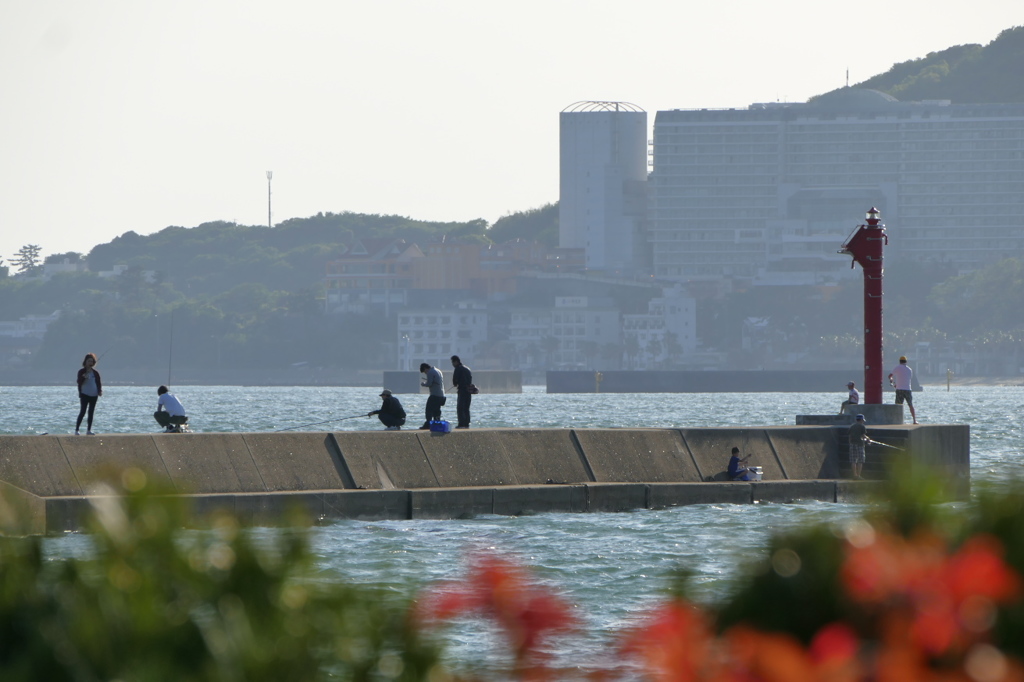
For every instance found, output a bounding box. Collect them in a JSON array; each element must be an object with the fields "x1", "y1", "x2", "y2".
[
  {"x1": 839, "y1": 381, "x2": 859, "y2": 415},
  {"x1": 154, "y1": 385, "x2": 188, "y2": 433},
  {"x1": 728, "y1": 447, "x2": 755, "y2": 481},
  {"x1": 368, "y1": 389, "x2": 406, "y2": 430},
  {"x1": 419, "y1": 362, "x2": 445, "y2": 429}
]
